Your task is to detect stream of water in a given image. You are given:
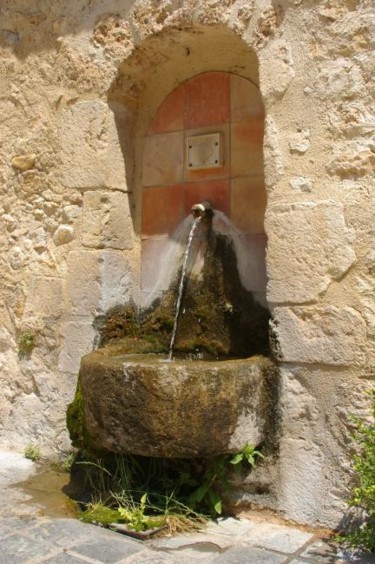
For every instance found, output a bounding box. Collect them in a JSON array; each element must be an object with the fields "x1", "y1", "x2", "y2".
[{"x1": 168, "y1": 216, "x2": 201, "y2": 360}]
